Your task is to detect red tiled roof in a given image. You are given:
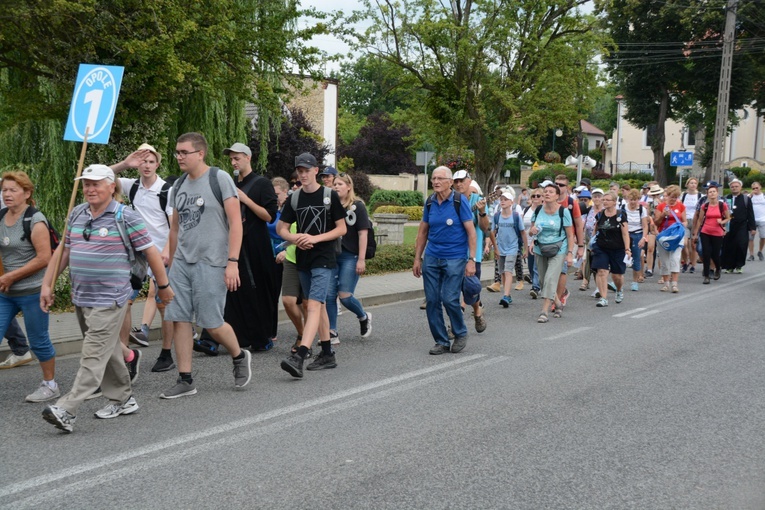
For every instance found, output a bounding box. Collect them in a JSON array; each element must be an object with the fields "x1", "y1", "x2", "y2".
[{"x1": 580, "y1": 119, "x2": 606, "y2": 136}]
